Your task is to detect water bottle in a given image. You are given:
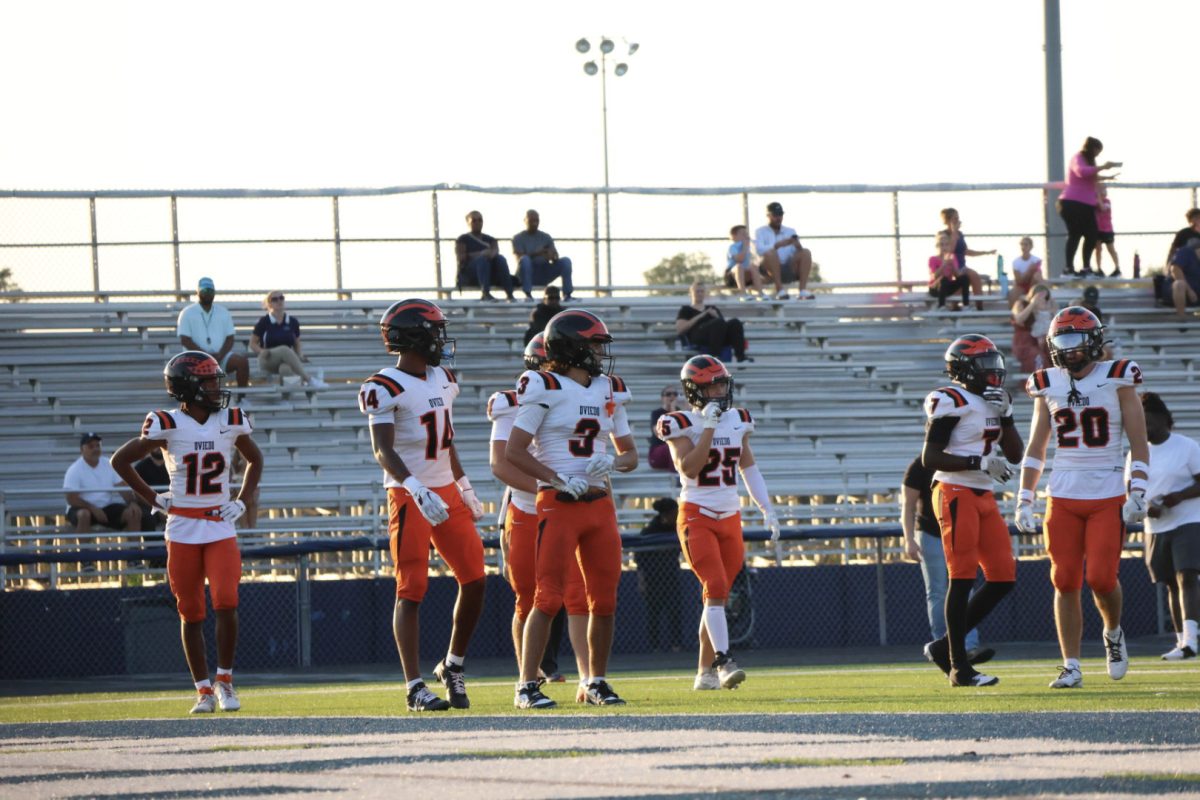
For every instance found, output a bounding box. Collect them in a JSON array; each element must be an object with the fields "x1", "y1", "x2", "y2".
[
  {"x1": 1133, "y1": 250, "x2": 1141, "y2": 279},
  {"x1": 997, "y1": 254, "x2": 1009, "y2": 297}
]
